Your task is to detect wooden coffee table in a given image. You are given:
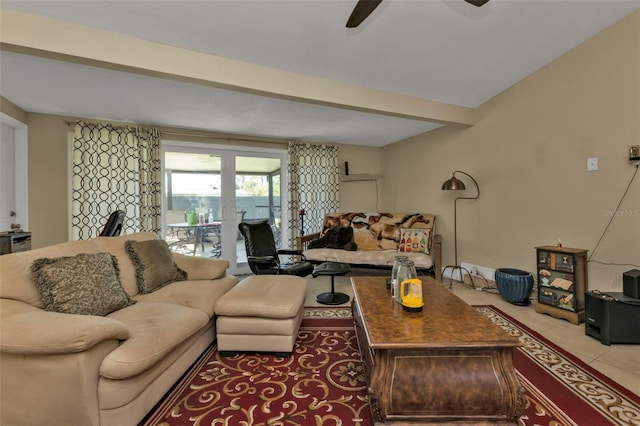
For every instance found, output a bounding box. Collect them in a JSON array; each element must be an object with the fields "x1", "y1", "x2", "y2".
[{"x1": 351, "y1": 276, "x2": 525, "y2": 424}]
